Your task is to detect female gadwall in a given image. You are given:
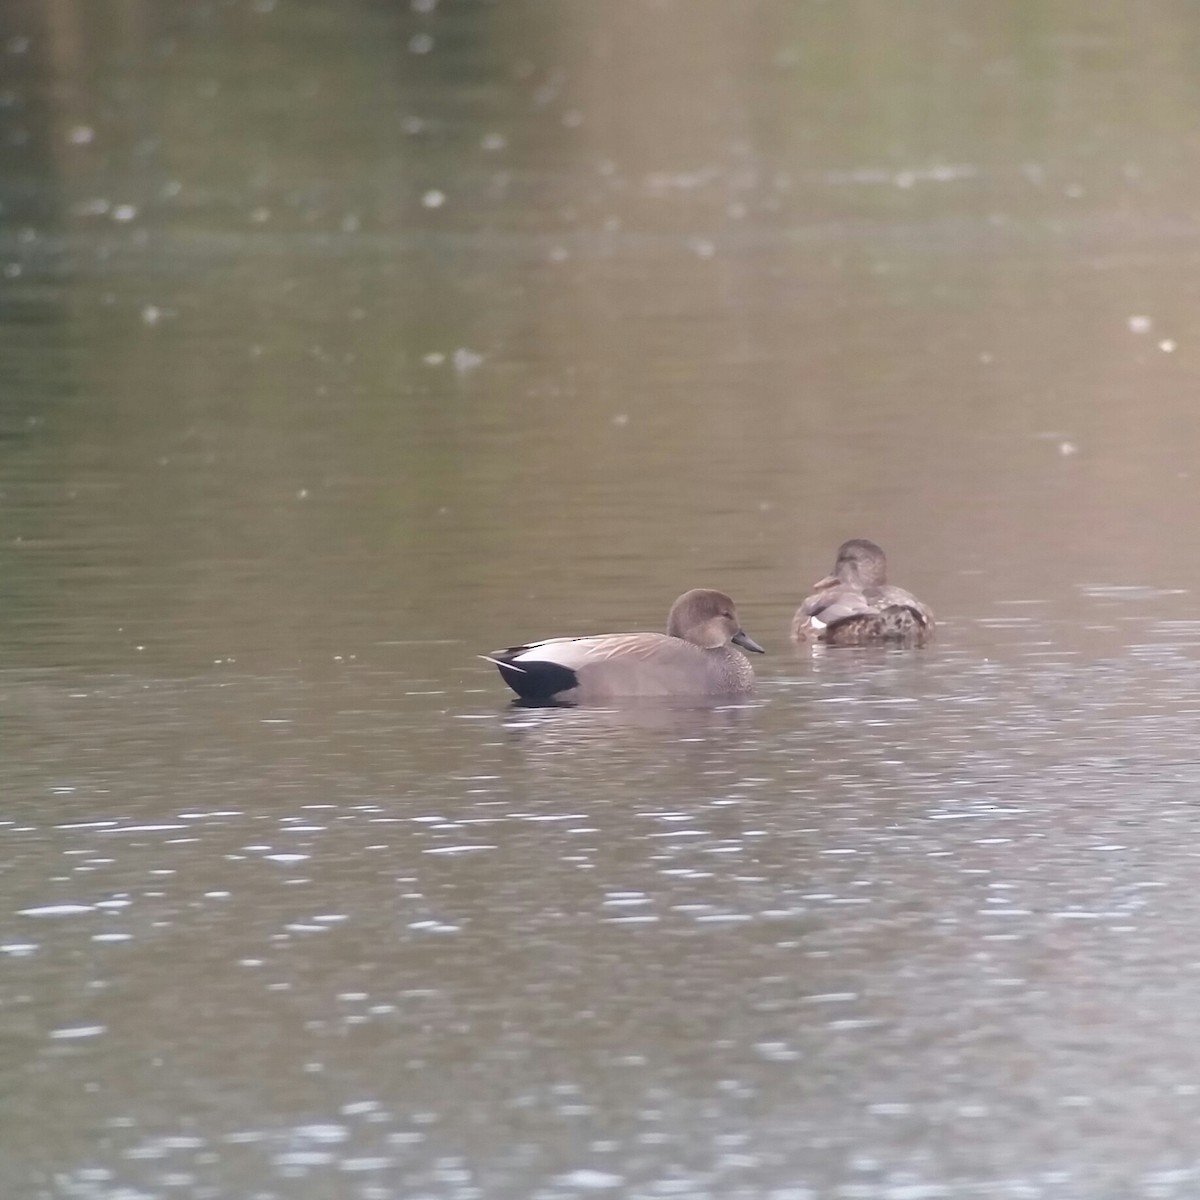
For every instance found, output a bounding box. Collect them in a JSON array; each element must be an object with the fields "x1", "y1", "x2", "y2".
[
  {"x1": 485, "y1": 588, "x2": 765, "y2": 703},
  {"x1": 791, "y1": 538, "x2": 934, "y2": 647}
]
